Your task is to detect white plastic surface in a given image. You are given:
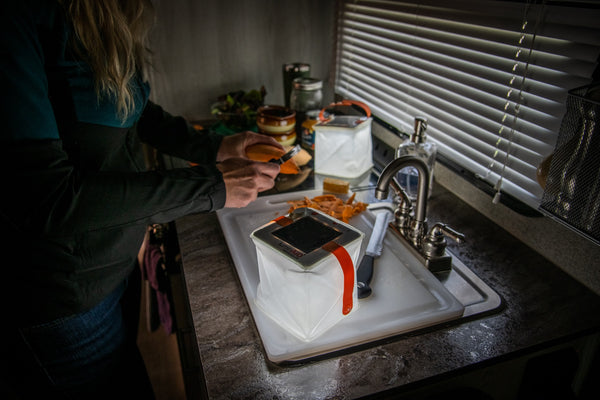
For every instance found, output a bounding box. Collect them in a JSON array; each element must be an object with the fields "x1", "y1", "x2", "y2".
[
  {"x1": 216, "y1": 190, "x2": 464, "y2": 363},
  {"x1": 314, "y1": 118, "x2": 373, "y2": 178}
]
